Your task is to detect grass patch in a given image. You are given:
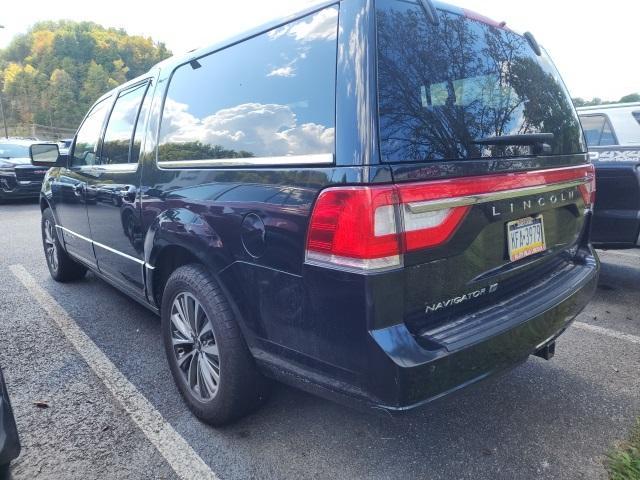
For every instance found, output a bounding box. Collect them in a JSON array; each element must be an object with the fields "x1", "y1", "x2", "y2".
[{"x1": 608, "y1": 419, "x2": 640, "y2": 480}]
